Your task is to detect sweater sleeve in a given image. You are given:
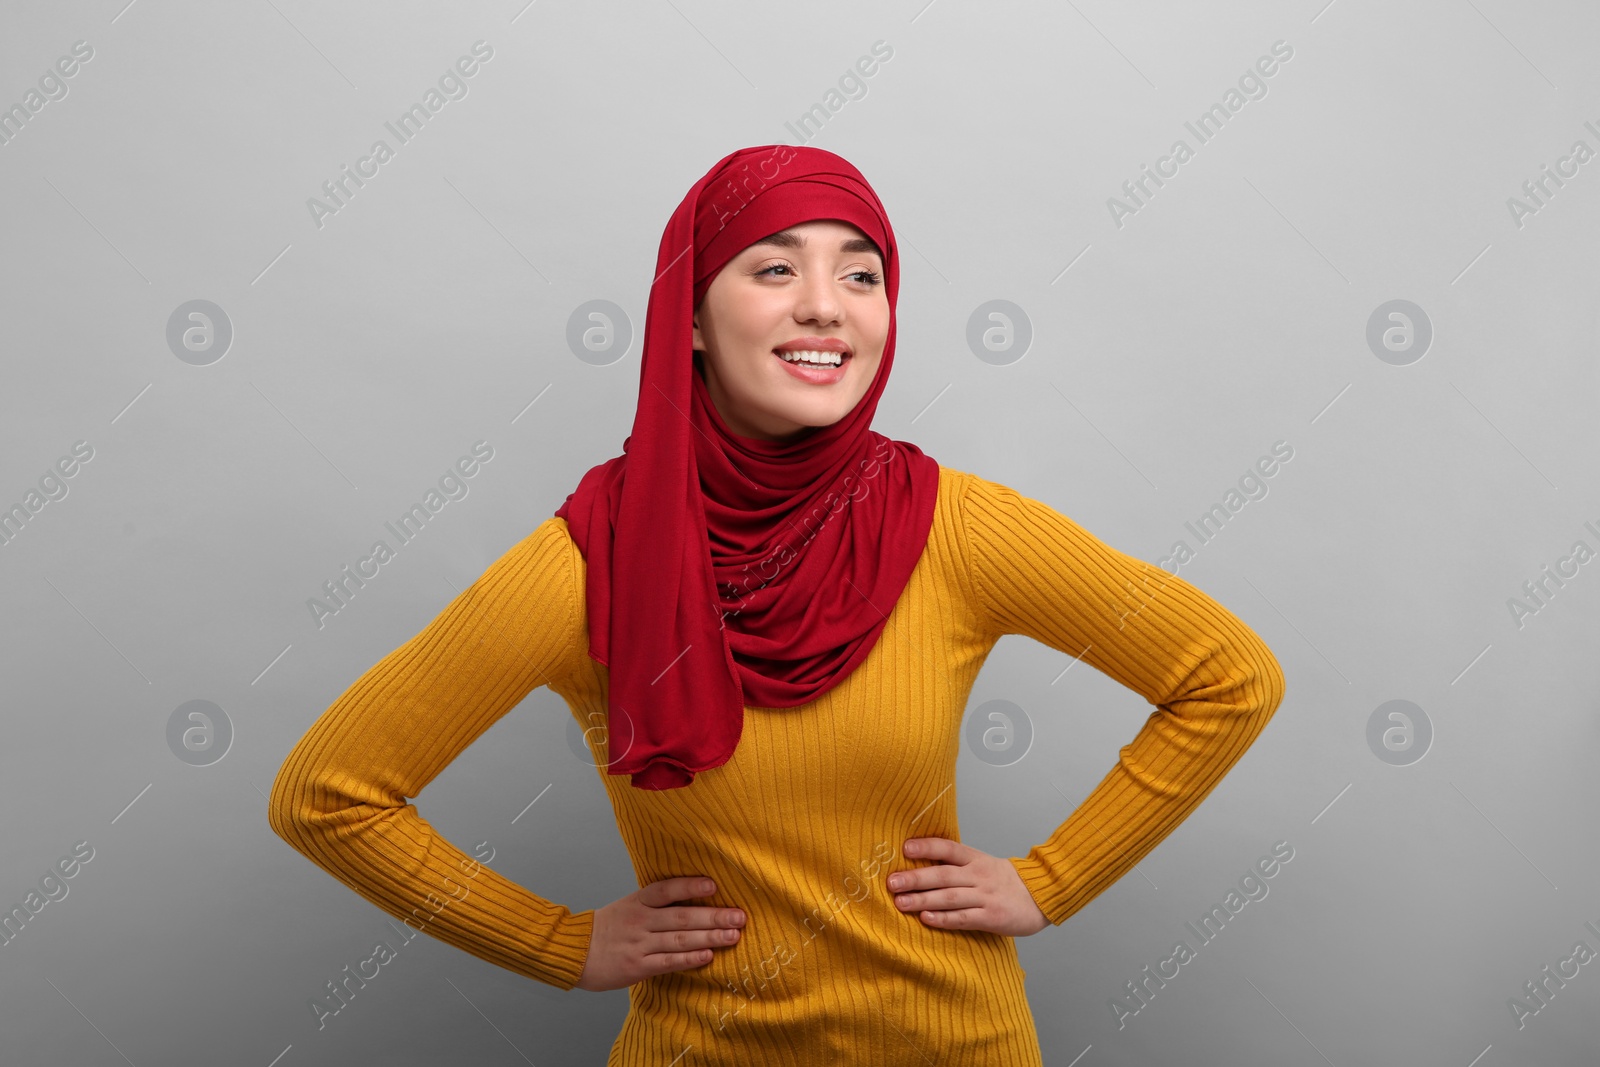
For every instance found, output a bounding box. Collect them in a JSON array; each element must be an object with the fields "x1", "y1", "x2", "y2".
[
  {"x1": 957, "y1": 472, "x2": 1286, "y2": 927},
  {"x1": 267, "y1": 516, "x2": 596, "y2": 990}
]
